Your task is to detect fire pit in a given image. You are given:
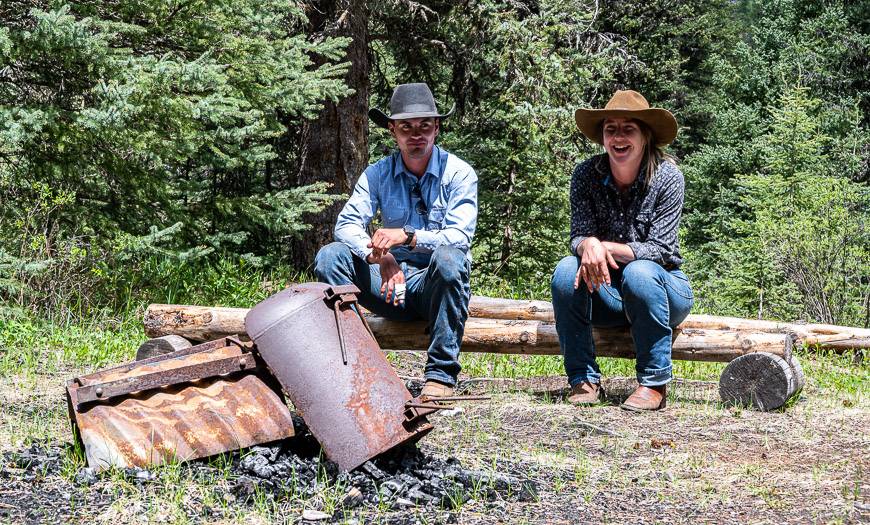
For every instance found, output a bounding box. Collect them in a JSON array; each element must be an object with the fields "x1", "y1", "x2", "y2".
[{"x1": 66, "y1": 283, "x2": 486, "y2": 476}]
